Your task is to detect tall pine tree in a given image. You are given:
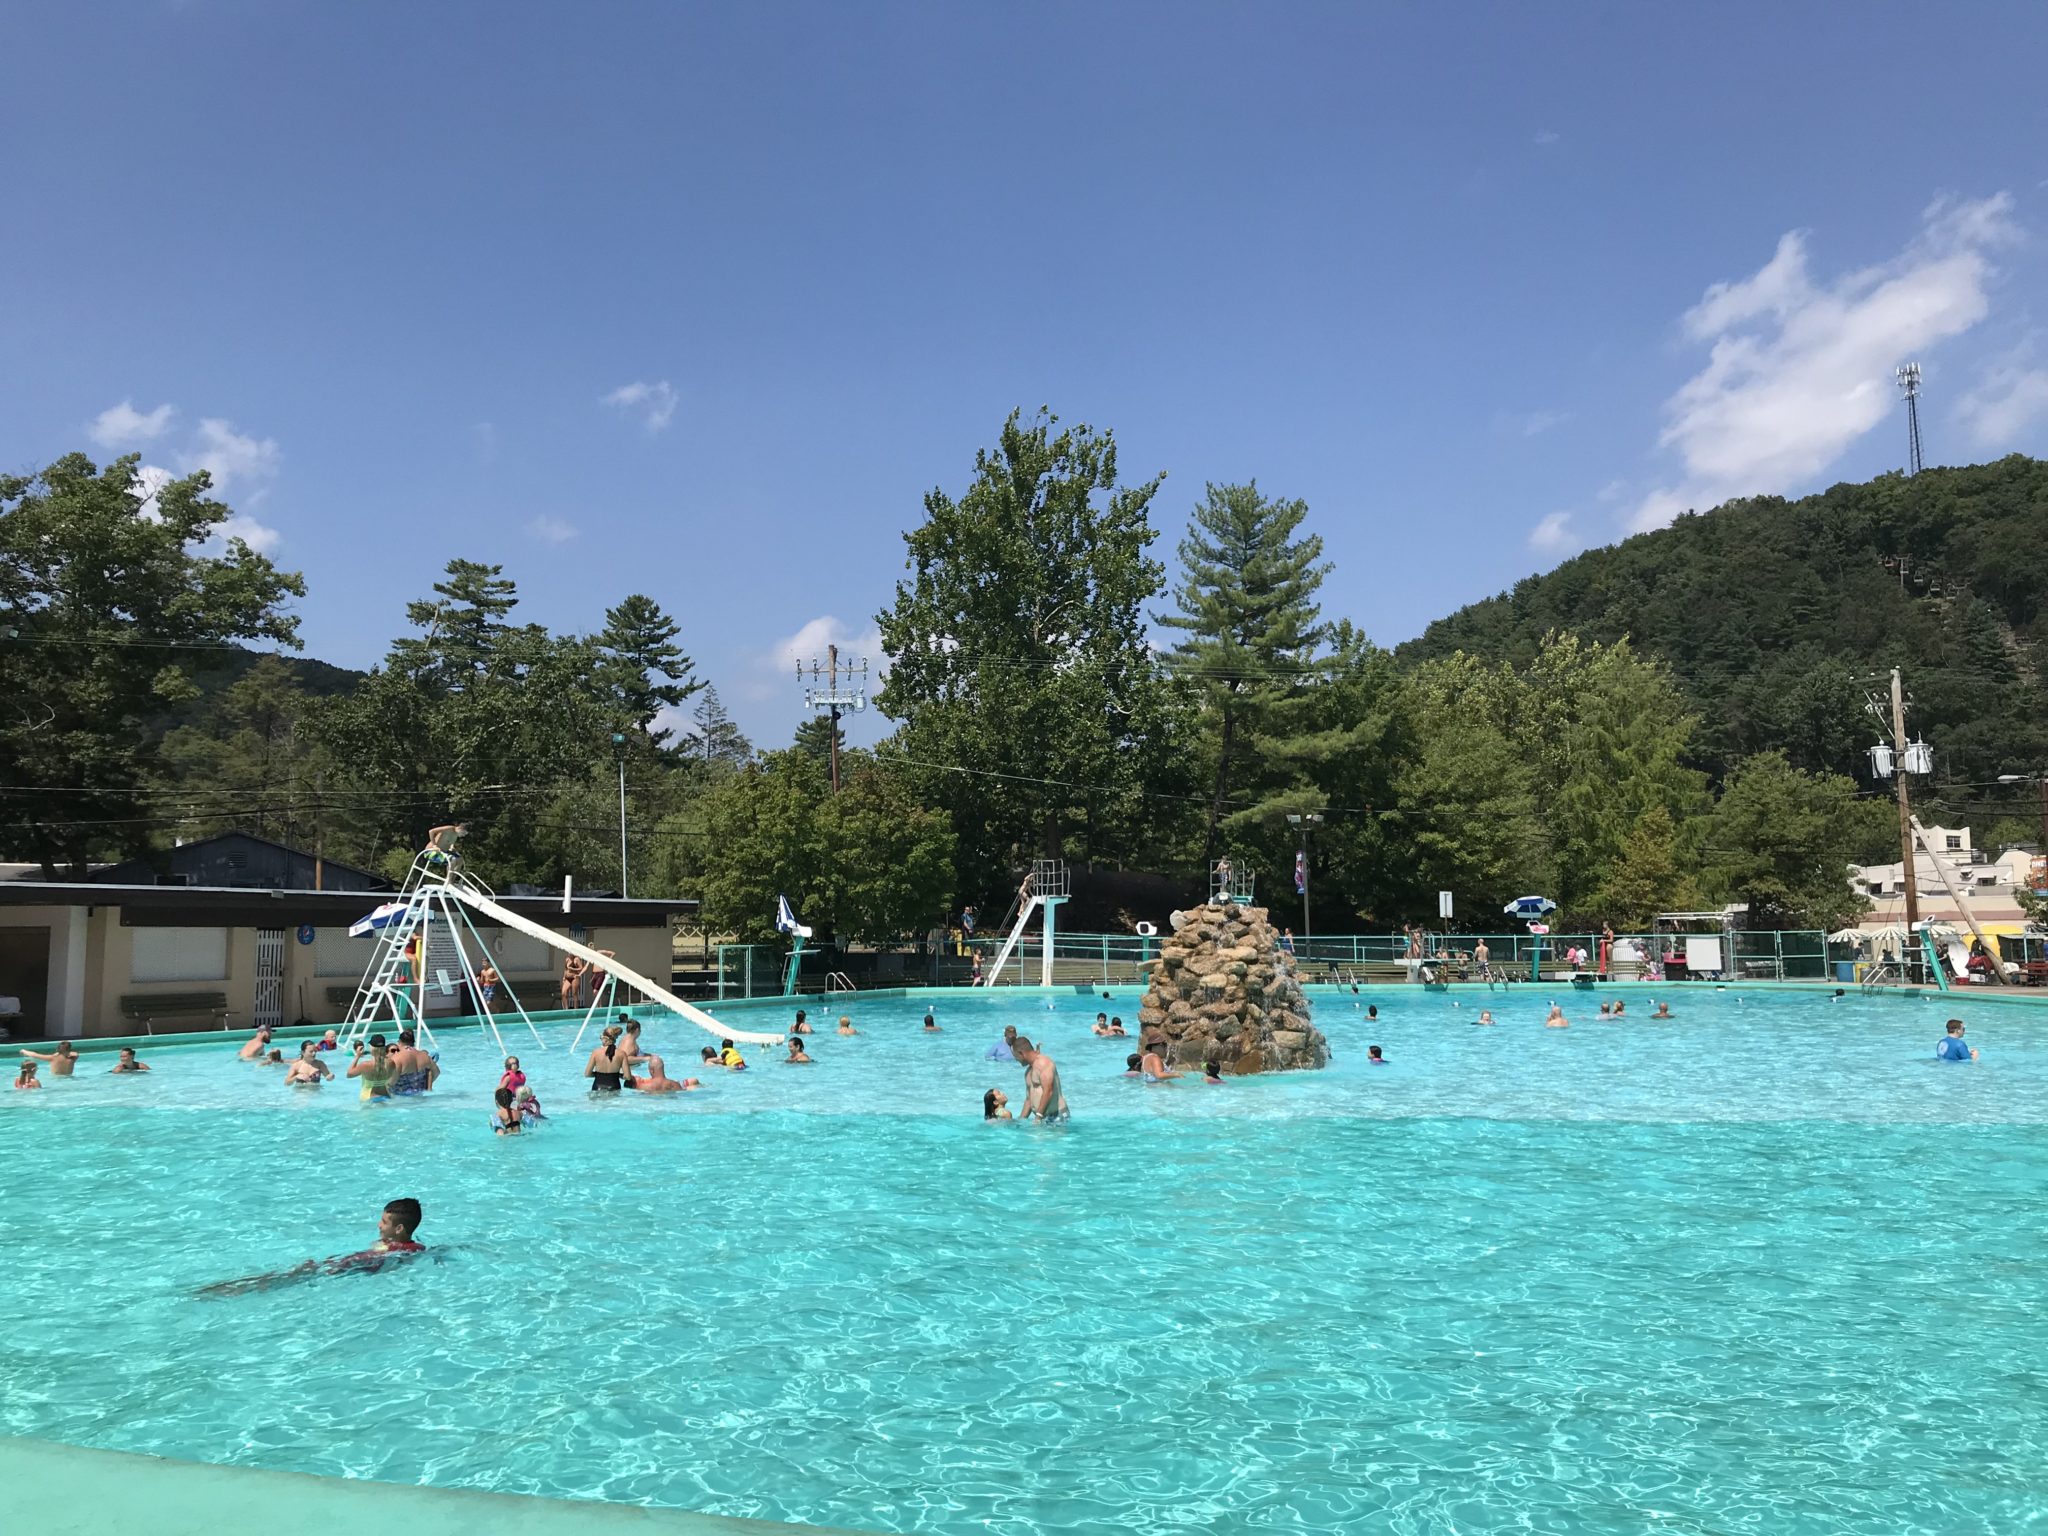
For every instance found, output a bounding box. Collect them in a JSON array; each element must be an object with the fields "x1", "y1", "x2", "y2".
[{"x1": 1158, "y1": 482, "x2": 1330, "y2": 864}]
